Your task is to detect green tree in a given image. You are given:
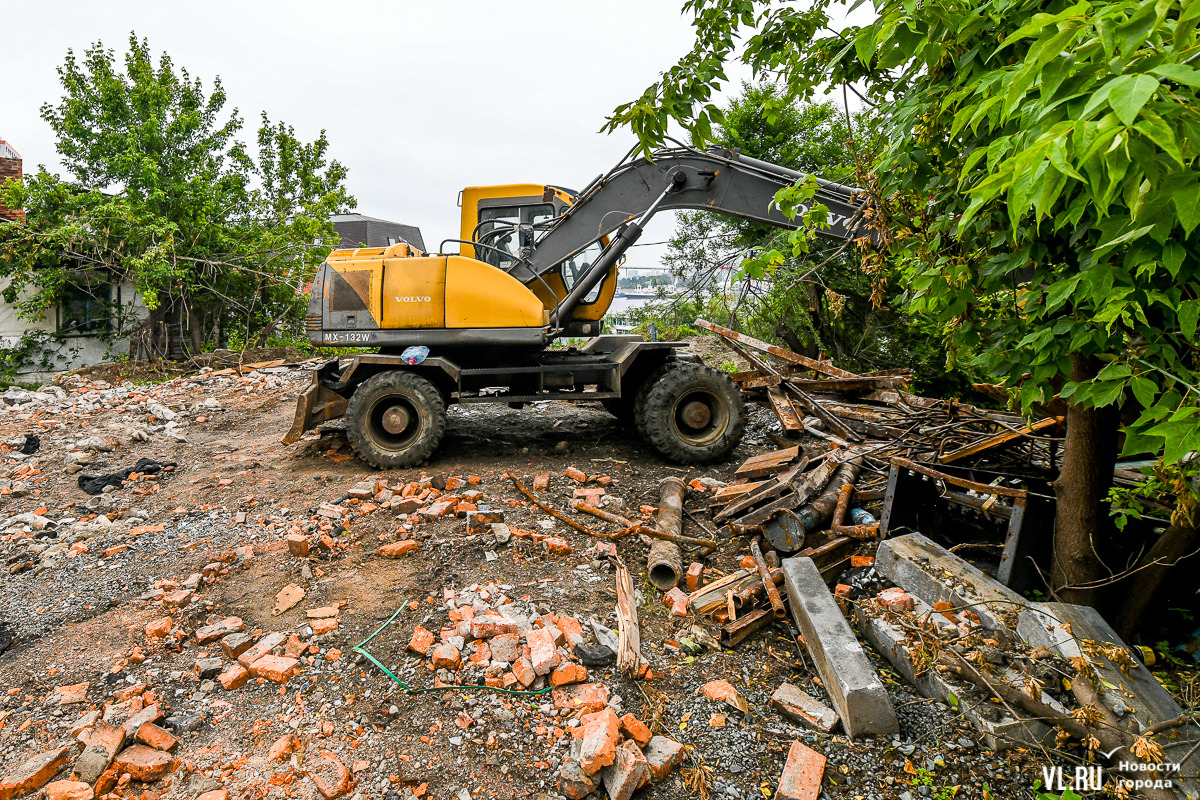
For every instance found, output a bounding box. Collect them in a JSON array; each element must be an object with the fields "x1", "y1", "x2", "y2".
[
  {"x1": 0, "y1": 33, "x2": 354, "y2": 358},
  {"x1": 608, "y1": 0, "x2": 1200, "y2": 605},
  {"x1": 658, "y1": 83, "x2": 979, "y2": 397}
]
